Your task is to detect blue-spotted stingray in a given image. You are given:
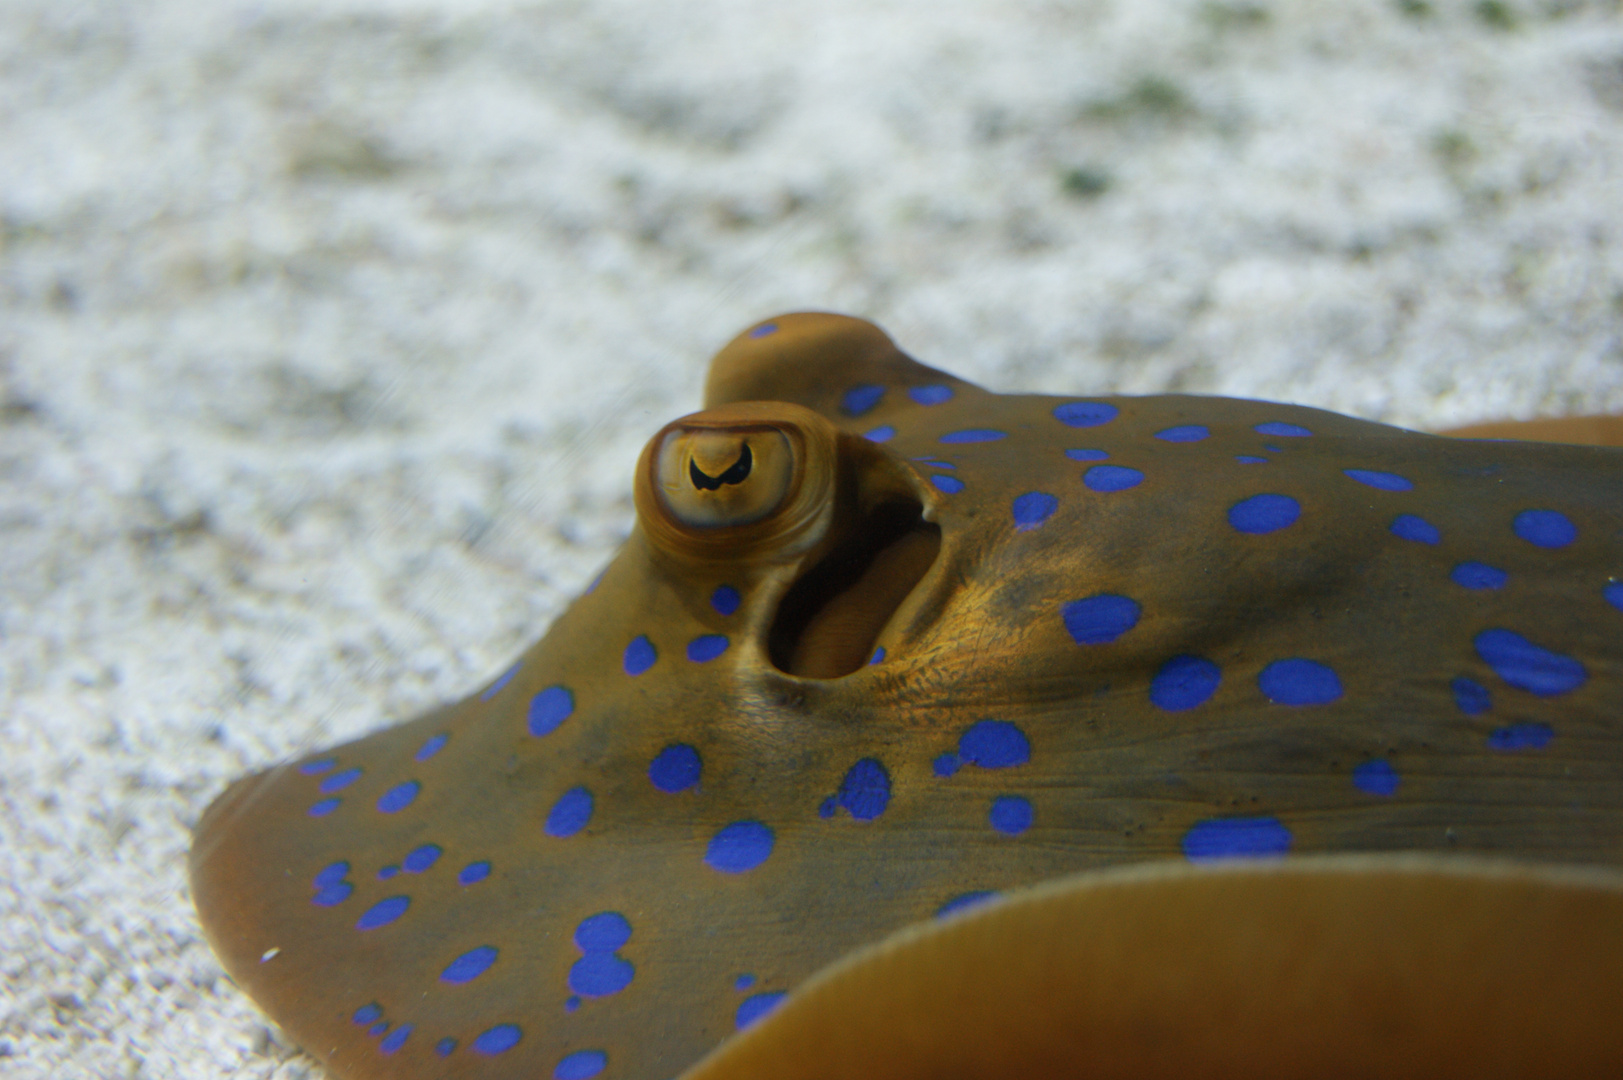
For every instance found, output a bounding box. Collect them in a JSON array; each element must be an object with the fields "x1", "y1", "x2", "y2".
[{"x1": 191, "y1": 313, "x2": 1623, "y2": 1080}]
